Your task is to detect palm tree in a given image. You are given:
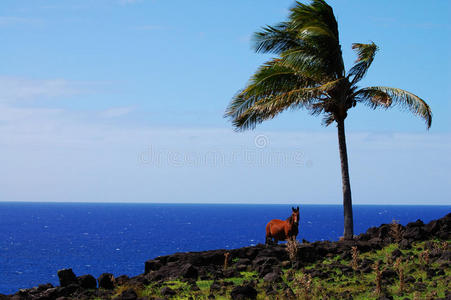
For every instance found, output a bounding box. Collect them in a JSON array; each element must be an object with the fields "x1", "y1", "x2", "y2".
[{"x1": 225, "y1": 0, "x2": 432, "y2": 239}]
